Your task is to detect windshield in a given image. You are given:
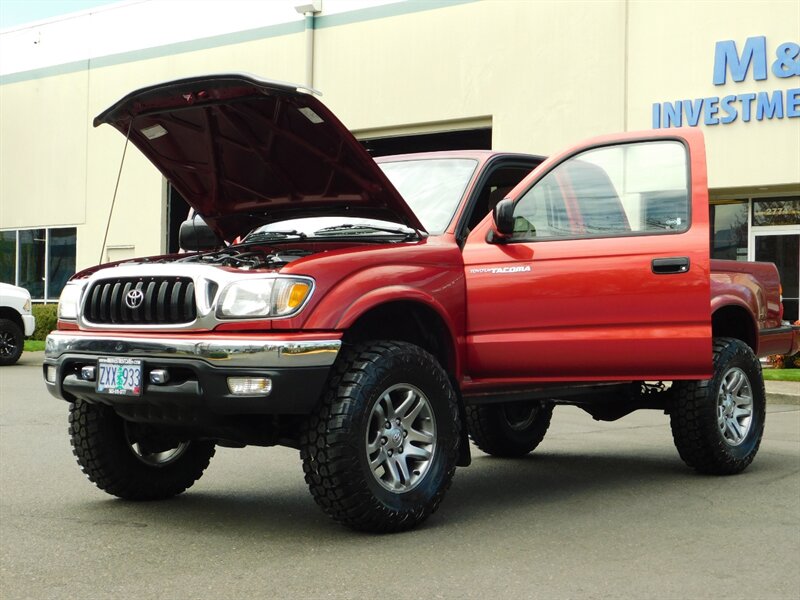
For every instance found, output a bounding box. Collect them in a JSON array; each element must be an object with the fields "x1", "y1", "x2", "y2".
[
  {"x1": 378, "y1": 158, "x2": 478, "y2": 234},
  {"x1": 238, "y1": 157, "x2": 478, "y2": 242}
]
